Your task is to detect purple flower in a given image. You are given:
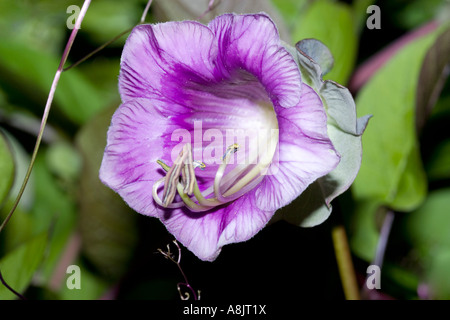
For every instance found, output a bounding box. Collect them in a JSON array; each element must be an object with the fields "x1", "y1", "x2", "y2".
[{"x1": 99, "y1": 13, "x2": 340, "y2": 261}]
